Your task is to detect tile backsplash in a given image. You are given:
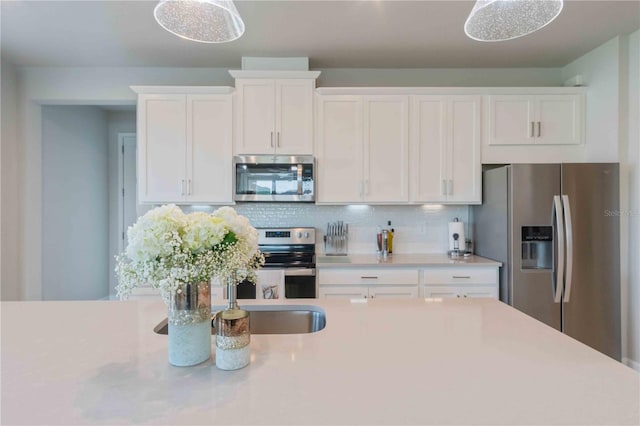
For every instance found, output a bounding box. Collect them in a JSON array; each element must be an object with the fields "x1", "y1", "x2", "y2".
[{"x1": 183, "y1": 203, "x2": 470, "y2": 254}]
